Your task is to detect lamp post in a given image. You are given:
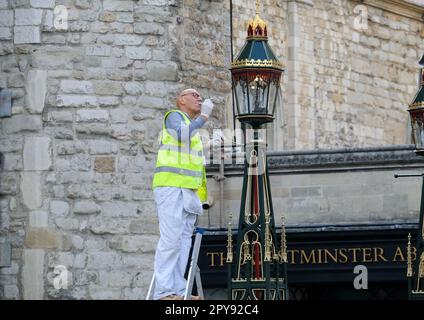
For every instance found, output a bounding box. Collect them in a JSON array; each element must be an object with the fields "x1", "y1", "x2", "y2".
[
  {"x1": 226, "y1": 0, "x2": 288, "y2": 300},
  {"x1": 404, "y1": 55, "x2": 424, "y2": 300}
]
